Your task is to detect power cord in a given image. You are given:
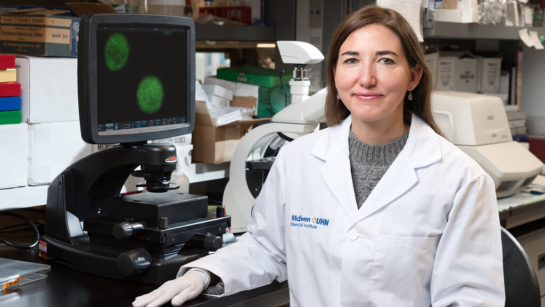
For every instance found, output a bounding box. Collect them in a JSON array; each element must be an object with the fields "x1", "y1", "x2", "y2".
[
  {"x1": 0, "y1": 212, "x2": 40, "y2": 250},
  {"x1": 279, "y1": 69, "x2": 289, "y2": 108}
]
